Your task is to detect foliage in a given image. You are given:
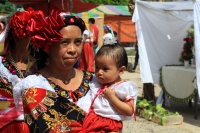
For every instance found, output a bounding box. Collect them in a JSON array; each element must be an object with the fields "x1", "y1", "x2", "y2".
[
  {"x1": 137, "y1": 98, "x2": 154, "y2": 108},
  {"x1": 0, "y1": 0, "x2": 23, "y2": 22},
  {"x1": 82, "y1": 0, "x2": 130, "y2": 5},
  {"x1": 0, "y1": 0, "x2": 15, "y2": 14},
  {"x1": 136, "y1": 98, "x2": 179, "y2": 125},
  {"x1": 179, "y1": 24, "x2": 194, "y2": 63}
]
